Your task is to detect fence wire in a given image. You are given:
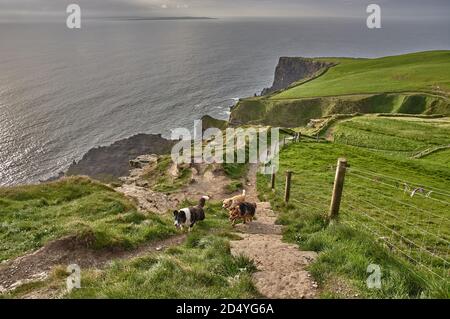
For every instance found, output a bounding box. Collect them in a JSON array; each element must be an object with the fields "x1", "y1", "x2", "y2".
[{"x1": 274, "y1": 159, "x2": 450, "y2": 284}]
